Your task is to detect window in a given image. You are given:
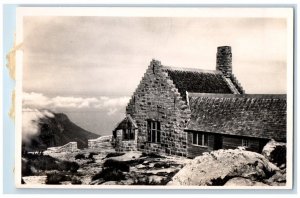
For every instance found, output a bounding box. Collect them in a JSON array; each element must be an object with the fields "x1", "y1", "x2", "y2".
[
  {"x1": 123, "y1": 129, "x2": 134, "y2": 140},
  {"x1": 192, "y1": 132, "x2": 208, "y2": 146},
  {"x1": 147, "y1": 120, "x2": 161, "y2": 143},
  {"x1": 242, "y1": 139, "x2": 249, "y2": 147}
]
